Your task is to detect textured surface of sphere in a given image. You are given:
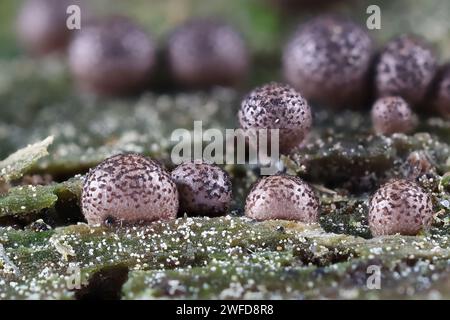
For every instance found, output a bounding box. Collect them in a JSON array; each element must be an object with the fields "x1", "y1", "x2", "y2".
[
  {"x1": 238, "y1": 82, "x2": 312, "y2": 154},
  {"x1": 368, "y1": 179, "x2": 434, "y2": 236},
  {"x1": 371, "y1": 96, "x2": 415, "y2": 135},
  {"x1": 81, "y1": 154, "x2": 178, "y2": 225},
  {"x1": 245, "y1": 175, "x2": 319, "y2": 222},
  {"x1": 375, "y1": 35, "x2": 437, "y2": 106},
  {"x1": 68, "y1": 17, "x2": 156, "y2": 95},
  {"x1": 17, "y1": 0, "x2": 85, "y2": 55},
  {"x1": 432, "y1": 65, "x2": 450, "y2": 119},
  {"x1": 283, "y1": 16, "x2": 373, "y2": 108},
  {"x1": 168, "y1": 19, "x2": 249, "y2": 87},
  {"x1": 171, "y1": 162, "x2": 232, "y2": 216}
]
